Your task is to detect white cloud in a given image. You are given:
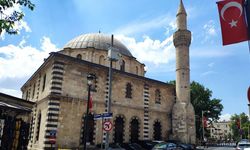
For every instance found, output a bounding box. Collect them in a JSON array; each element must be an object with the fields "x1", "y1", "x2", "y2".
[
  {"x1": 219, "y1": 113, "x2": 232, "y2": 121},
  {"x1": 201, "y1": 20, "x2": 217, "y2": 44},
  {"x1": 114, "y1": 14, "x2": 176, "y2": 36},
  {"x1": 0, "y1": 37, "x2": 58, "y2": 79},
  {"x1": 116, "y1": 34, "x2": 175, "y2": 65},
  {"x1": 203, "y1": 20, "x2": 217, "y2": 36},
  {"x1": 208, "y1": 62, "x2": 215, "y2": 68}
]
